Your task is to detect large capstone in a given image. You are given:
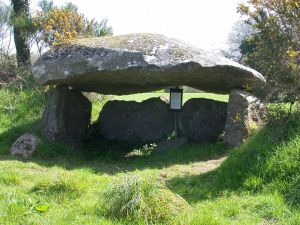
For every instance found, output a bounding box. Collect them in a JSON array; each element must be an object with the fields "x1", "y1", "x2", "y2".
[
  {"x1": 97, "y1": 98, "x2": 173, "y2": 142},
  {"x1": 179, "y1": 98, "x2": 227, "y2": 142},
  {"x1": 41, "y1": 85, "x2": 92, "y2": 147},
  {"x1": 32, "y1": 33, "x2": 265, "y2": 95},
  {"x1": 223, "y1": 89, "x2": 266, "y2": 147}
]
